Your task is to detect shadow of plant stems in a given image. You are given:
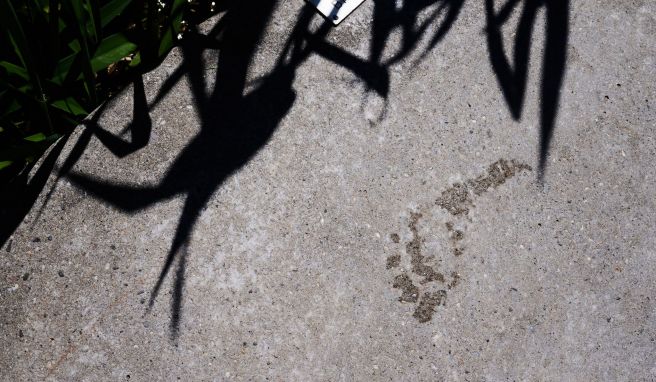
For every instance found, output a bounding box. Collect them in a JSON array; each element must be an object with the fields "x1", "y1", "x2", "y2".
[
  {"x1": 0, "y1": 135, "x2": 70, "y2": 249},
  {"x1": 308, "y1": 0, "x2": 465, "y2": 101},
  {"x1": 485, "y1": 0, "x2": 569, "y2": 179},
  {"x1": 14, "y1": 0, "x2": 569, "y2": 339},
  {"x1": 370, "y1": 0, "x2": 465, "y2": 66},
  {"x1": 0, "y1": 0, "x2": 225, "y2": 248},
  {"x1": 66, "y1": 1, "x2": 329, "y2": 340},
  {"x1": 27, "y1": 11, "x2": 230, "y2": 230}
]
